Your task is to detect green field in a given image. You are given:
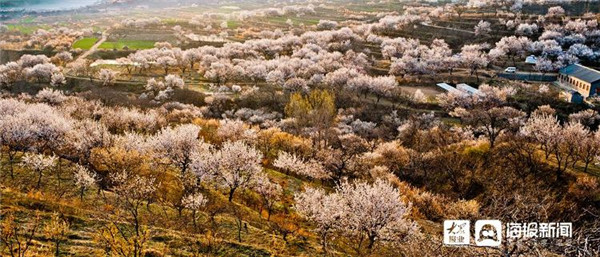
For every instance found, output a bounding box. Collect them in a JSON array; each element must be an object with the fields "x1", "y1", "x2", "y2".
[
  {"x1": 5, "y1": 24, "x2": 47, "y2": 34},
  {"x1": 98, "y1": 39, "x2": 156, "y2": 50},
  {"x1": 163, "y1": 18, "x2": 180, "y2": 25},
  {"x1": 72, "y1": 37, "x2": 99, "y2": 50},
  {"x1": 227, "y1": 20, "x2": 240, "y2": 29},
  {"x1": 20, "y1": 16, "x2": 36, "y2": 23}
]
